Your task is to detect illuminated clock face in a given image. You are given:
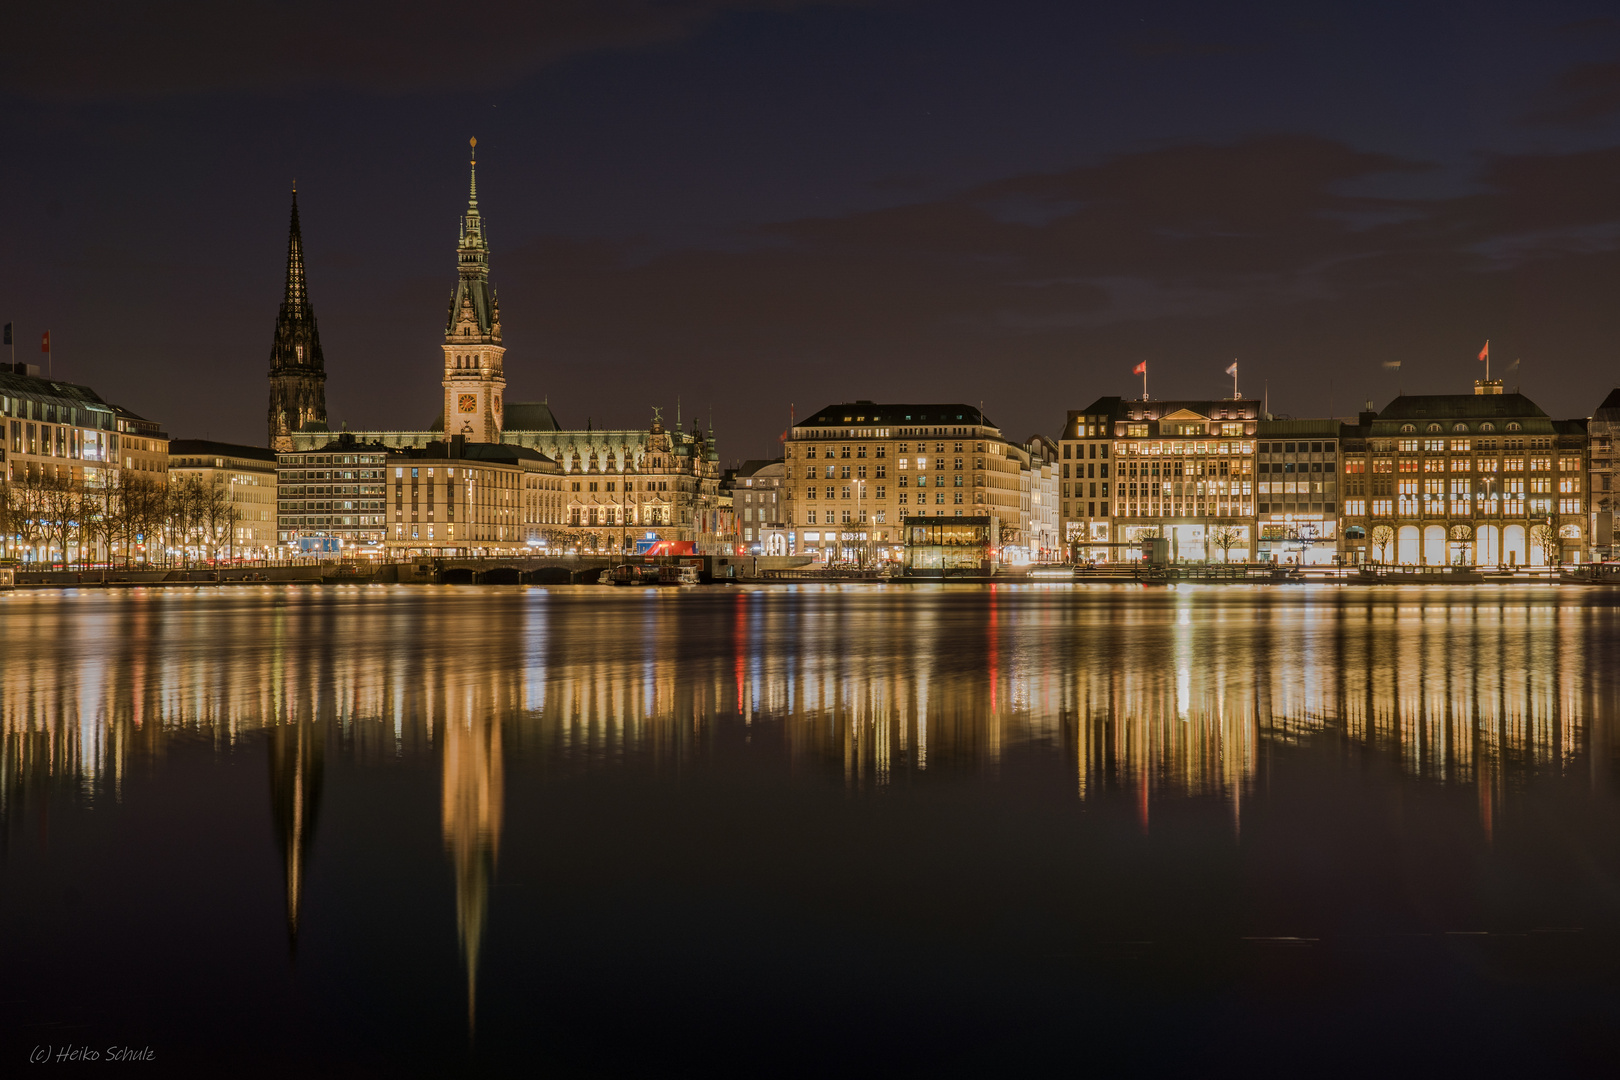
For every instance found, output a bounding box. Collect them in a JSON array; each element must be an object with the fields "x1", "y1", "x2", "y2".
[{"x1": 459, "y1": 394, "x2": 477, "y2": 413}]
